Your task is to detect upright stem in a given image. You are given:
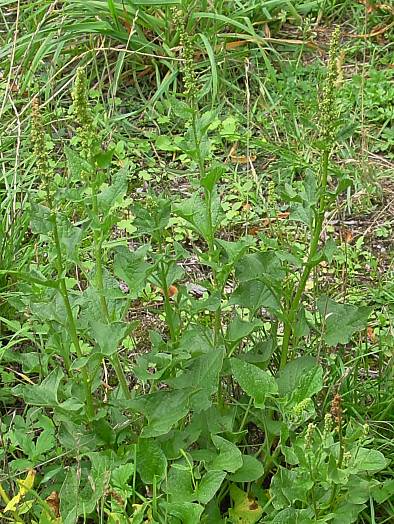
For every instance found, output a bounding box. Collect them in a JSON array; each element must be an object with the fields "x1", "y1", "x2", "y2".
[
  {"x1": 190, "y1": 102, "x2": 222, "y2": 346},
  {"x1": 51, "y1": 212, "x2": 95, "y2": 418},
  {"x1": 160, "y1": 259, "x2": 177, "y2": 343},
  {"x1": 280, "y1": 149, "x2": 330, "y2": 369},
  {"x1": 91, "y1": 188, "x2": 131, "y2": 400}
]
